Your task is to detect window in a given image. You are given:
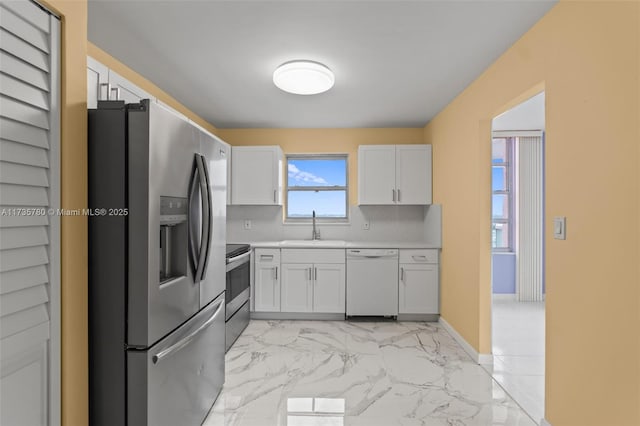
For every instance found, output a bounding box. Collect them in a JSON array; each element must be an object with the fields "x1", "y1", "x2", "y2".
[
  {"x1": 286, "y1": 155, "x2": 348, "y2": 221},
  {"x1": 492, "y1": 137, "x2": 514, "y2": 251}
]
